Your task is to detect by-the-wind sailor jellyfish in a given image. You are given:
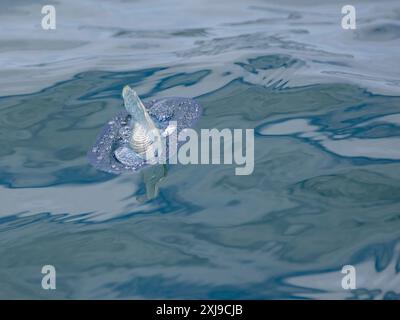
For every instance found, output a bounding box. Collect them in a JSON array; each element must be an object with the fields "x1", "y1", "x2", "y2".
[{"x1": 87, "y1": 86, "x2": 202, "y2": 174}]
